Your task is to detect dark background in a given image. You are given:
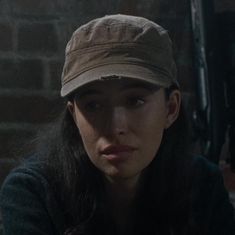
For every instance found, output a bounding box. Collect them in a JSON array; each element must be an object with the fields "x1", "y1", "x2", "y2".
[{"x1": 0, "y1": 0, "x2": 234, "y2": 231}]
